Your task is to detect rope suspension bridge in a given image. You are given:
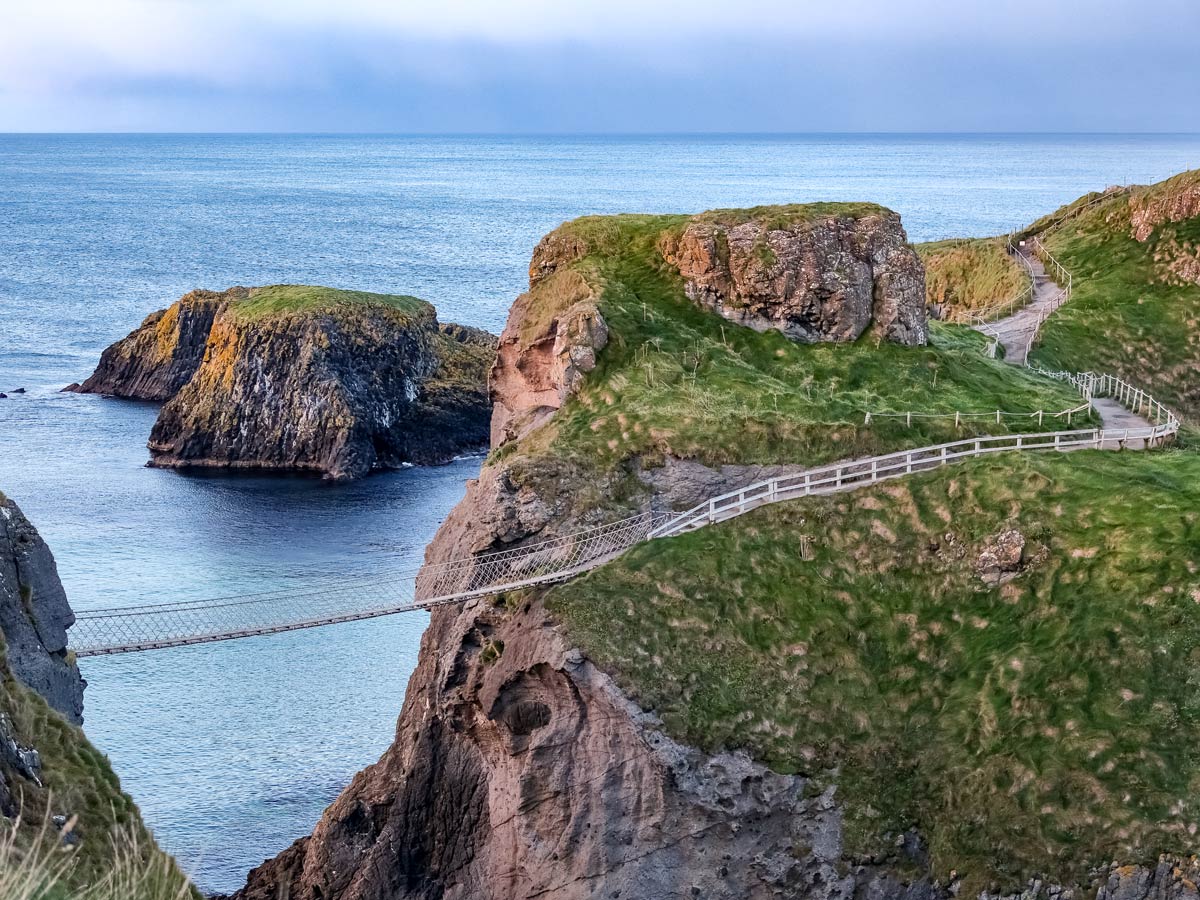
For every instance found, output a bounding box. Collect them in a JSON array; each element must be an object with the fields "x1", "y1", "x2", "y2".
[{"x1": 70, "y1": 207, "x2": 1182, "y2": 657}]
